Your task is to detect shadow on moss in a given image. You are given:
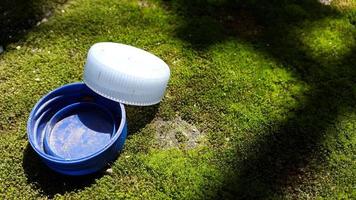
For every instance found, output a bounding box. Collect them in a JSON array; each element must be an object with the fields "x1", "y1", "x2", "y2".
[
  {"x1": 0, "y1": 0, "x2": 67, "y2": 46},
  {"x1": 22, "y1": 144, "x2": 102, "y2": 197},
  {"x1": 162, "y1": 0, "x2": 355, "y2": 198},
  {"x1": 126, "y1": 104, "x2": 159, "y2": 135}
]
